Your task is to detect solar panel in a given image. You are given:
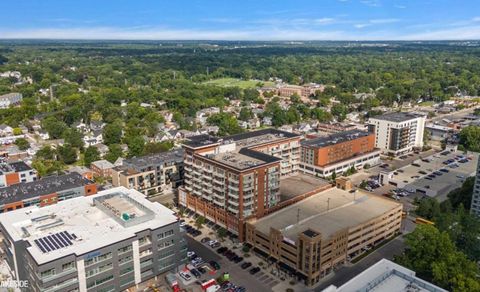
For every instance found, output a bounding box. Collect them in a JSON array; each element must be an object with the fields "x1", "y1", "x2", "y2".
[
  {"x1": 38, "y1": 238, "x2": 51, "y2": 252},
  {"x1": 71, "y1": 233, "x2": 77, "y2": 239},
  {"x1": 60, "y1": 232, "x2": 72, "y2": 245},
  {"x1": 35, "y1": 231, "x2": 76, "y2": 253},
  {"x1": 47, "y1": 236, "x2": 59, "y2": 250},
  {"x1": 64, "y1": 231, "x2": 73, "y2": 240},
  {"x1": 56, "y1": 233, "x2": 67, "y2": 246},
  {"x1": 34, "y1": 239, "x2": 47, "y2": 253},
  {"x1": 52, "y1": 234, "x2": 64, "y2": 248}
]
